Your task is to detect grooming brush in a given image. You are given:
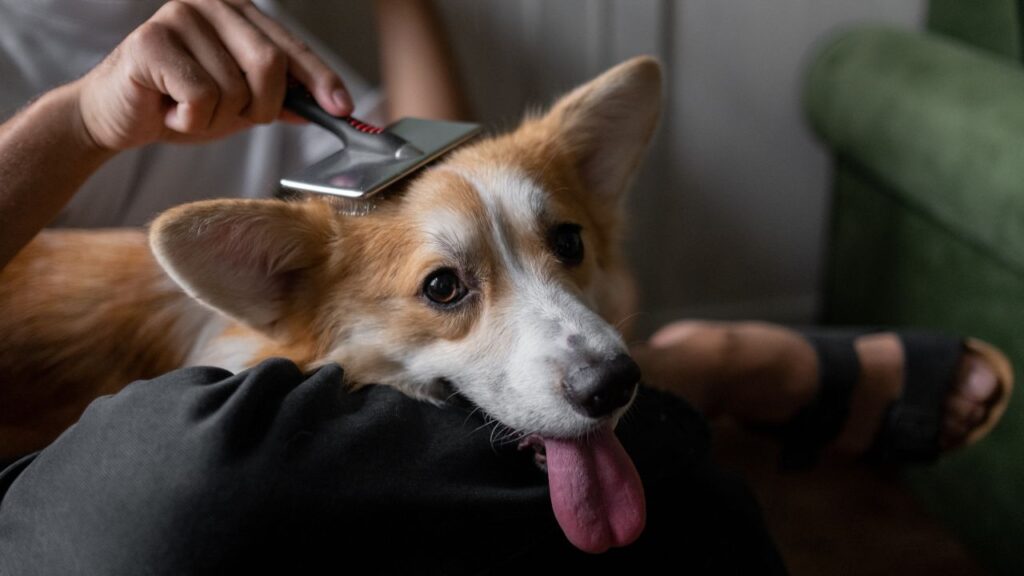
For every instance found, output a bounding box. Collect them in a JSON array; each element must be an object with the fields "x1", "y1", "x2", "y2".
[{"x1": 279, "y1": 85, "x2": 481, "y2": 215}]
